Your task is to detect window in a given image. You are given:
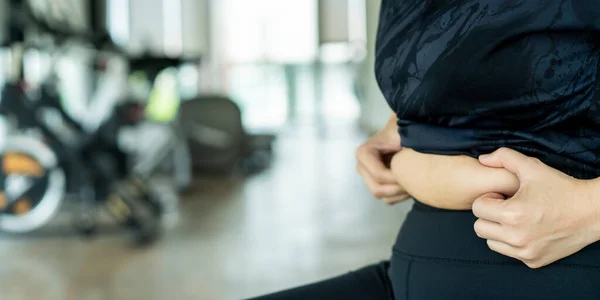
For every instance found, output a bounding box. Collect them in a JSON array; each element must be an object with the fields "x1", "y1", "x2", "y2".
[
  {"x1": 162, "y1": 0, "x2": 183, "y2": 56},
  {"x1": 107, "y1": 0, "x2": 130, "y2": 46},
  {"x1": 217, "y1": 0, "x2": 318, "y2": 64}
]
